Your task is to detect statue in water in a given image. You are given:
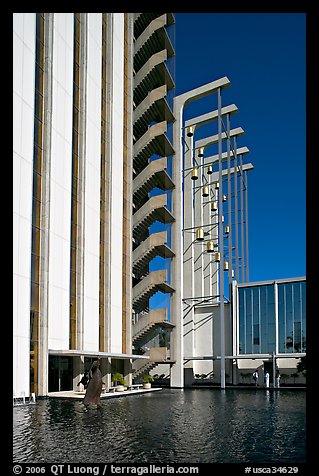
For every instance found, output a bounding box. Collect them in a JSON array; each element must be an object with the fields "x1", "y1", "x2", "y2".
[{"x1": 83, "y1": 358, "x2": 103, "y2": 408}]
